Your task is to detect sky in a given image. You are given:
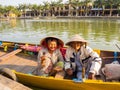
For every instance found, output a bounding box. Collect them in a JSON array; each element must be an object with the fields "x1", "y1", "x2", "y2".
[{"x1": 0, "y1": 0, "x2": 68, "y2": 6}]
